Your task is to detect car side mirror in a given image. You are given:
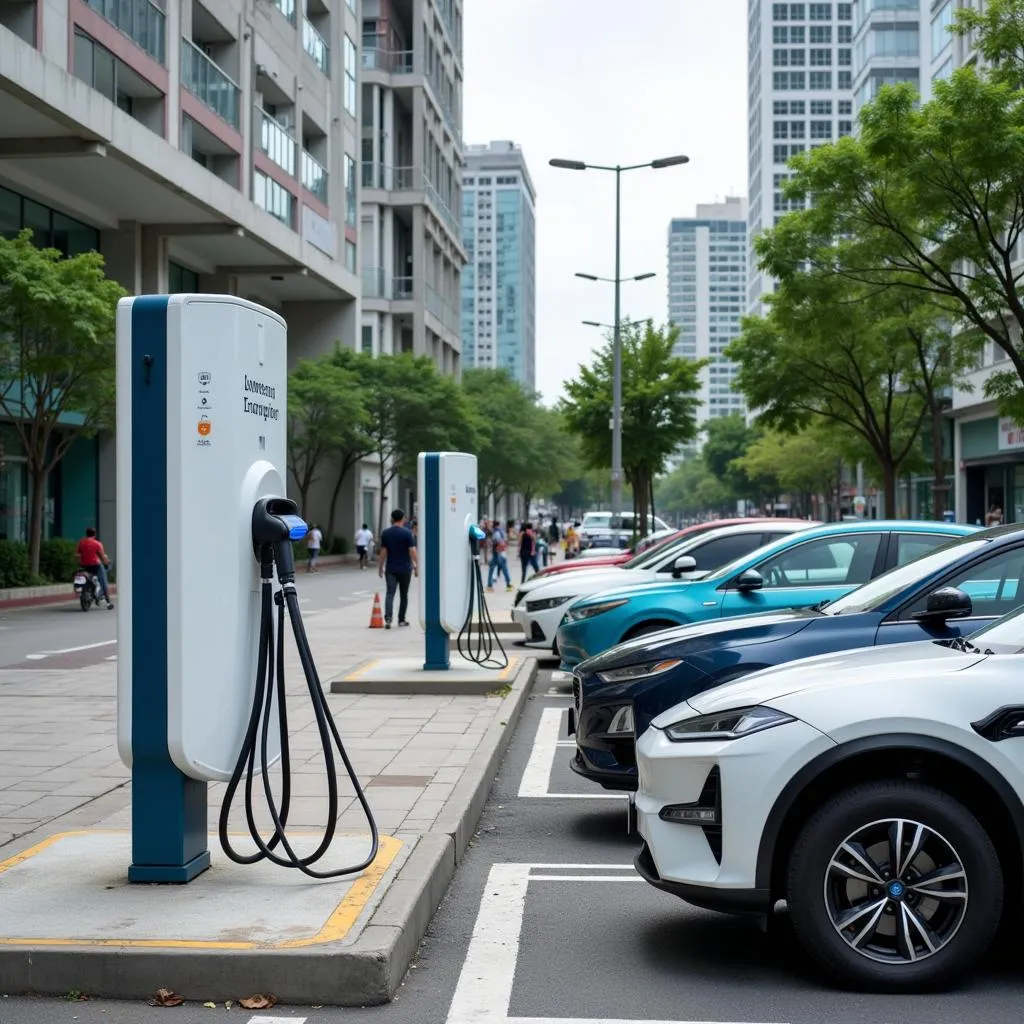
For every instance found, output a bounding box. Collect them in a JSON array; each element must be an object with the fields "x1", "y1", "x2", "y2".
[
  {"x1": 733, "y1": 569, "x2": 764, "y2": 592},
  {"x1": 912, "y1": 586, "x2": 973, "y2": 622},
  {"x1": 672, "y1": 554, "x2": 698, "y2": 579}
]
